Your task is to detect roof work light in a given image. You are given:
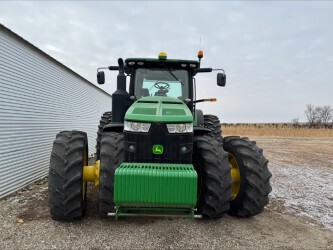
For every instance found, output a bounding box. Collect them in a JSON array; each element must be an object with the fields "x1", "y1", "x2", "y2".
[
  {"x1": 158, "y1": 52, "x2": 167, "y2": 60},
  {"x1": 198, "y1": 50, "x2": 203, "y2": 59}
]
